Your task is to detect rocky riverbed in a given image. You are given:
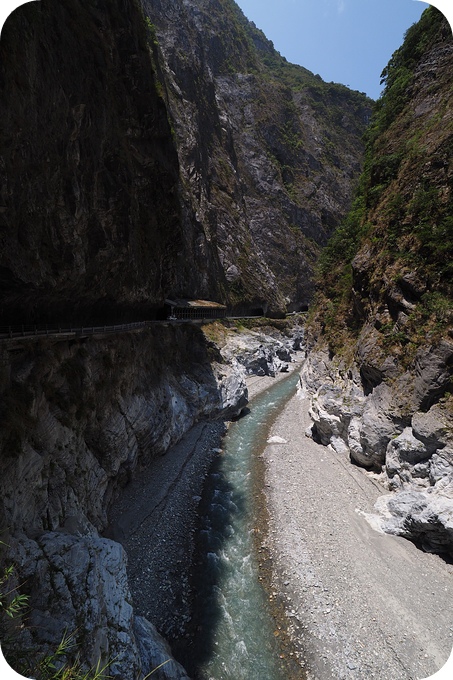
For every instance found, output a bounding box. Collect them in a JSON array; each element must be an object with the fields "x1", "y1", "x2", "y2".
[
  {"x1": 103, "y1": 321, "x2": 304, "y2": 676},
  {"x1": 105, "y1": 320, "x2": 453, "y2": 680},
  {"x1": 107, "y1": 421, "x2": 227, "y2": 648},
  {"x1": 10, "y1": 316, "x2": 451, "y2": 680},
  {"x1": 262, "y1": 384, "x2": 453, "y2": 680}
]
